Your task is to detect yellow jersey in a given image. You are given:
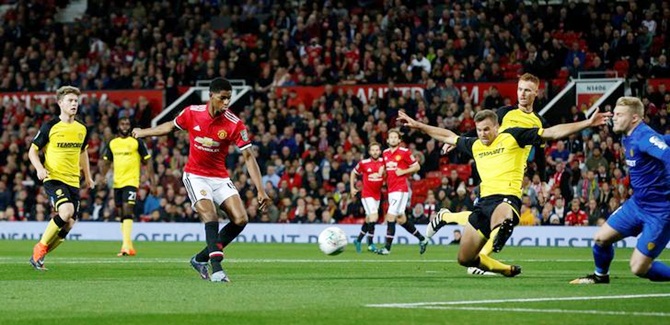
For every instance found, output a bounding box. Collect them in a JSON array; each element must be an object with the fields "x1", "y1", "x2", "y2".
[
  {"x1": 31, "y1": 117, "x2": 89, "y2": 188},
  {"x1": 456, "y1": 128, "x2": 544, "y2": 198},
  {"x1": 102, "y1": 136, "x2": 150, "y2": 188},
  {"x1": 497, "y1": 105, "x2": 548, "y2": 131}
]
